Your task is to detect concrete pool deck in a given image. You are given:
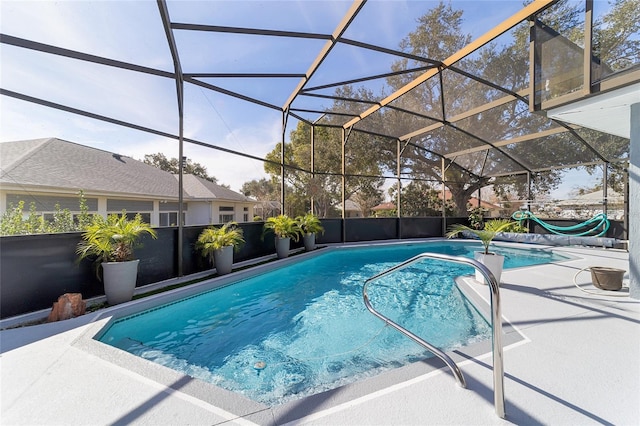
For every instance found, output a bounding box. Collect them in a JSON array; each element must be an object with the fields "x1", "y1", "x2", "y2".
[{"x1": 1, "y1": 242, "x2": 638, "y2": 425}]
